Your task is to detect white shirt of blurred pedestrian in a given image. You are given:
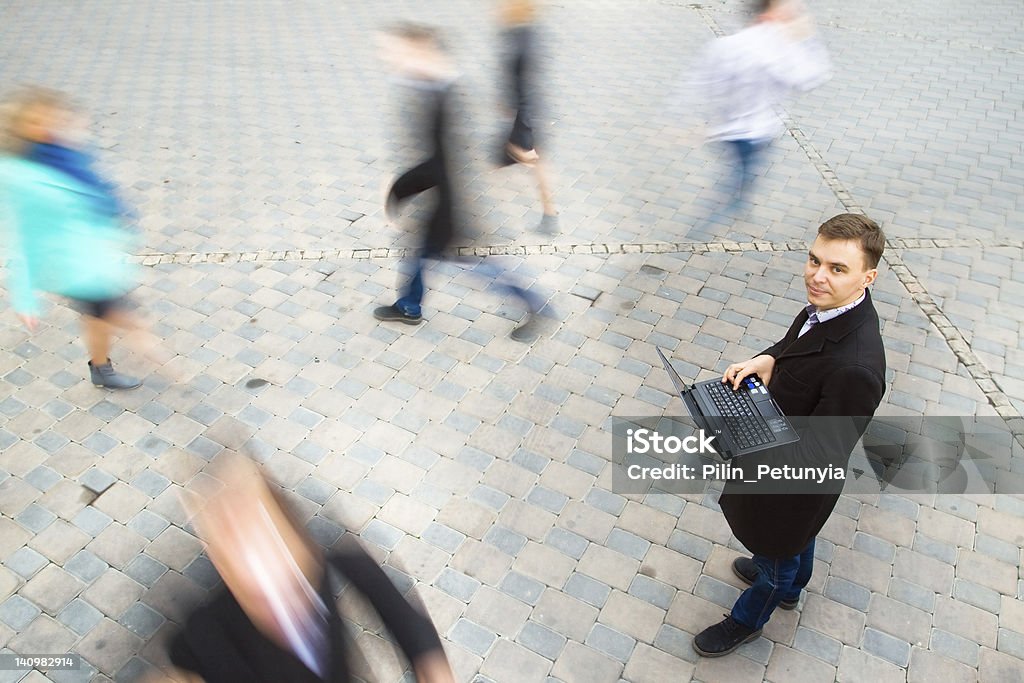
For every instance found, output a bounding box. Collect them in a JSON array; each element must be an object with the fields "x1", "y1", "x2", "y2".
[{"x1": 684, "y1": 0, "x2": 831, "y2": 143}]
